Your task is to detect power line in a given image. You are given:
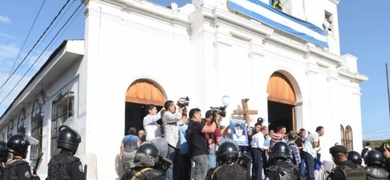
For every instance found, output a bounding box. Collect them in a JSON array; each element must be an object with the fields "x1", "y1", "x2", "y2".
[
  {"x1": 0, "y1": 0, "x2": 70, "y2": 93},
  {"x1": 0, "y1": 1, "x2": 85, "y2": 106},
  {"x1": 8, "y1": 0, "x2": 47, "y2": 77}
]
